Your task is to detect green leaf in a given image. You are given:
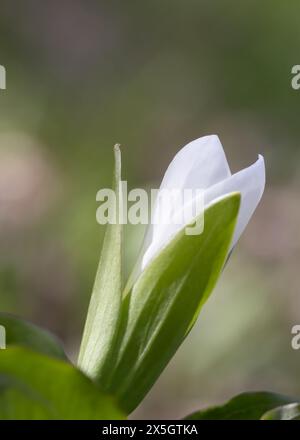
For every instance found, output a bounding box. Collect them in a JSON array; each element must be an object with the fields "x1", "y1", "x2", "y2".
[
  {"x1": 261, "y1": 403, "x2": 300, "y2": 420},
  {"x1": 78, "y1": 145, "x2": 123, "y2": 379},
  {"x1": 0, "y1": 347, "x2": 124, "y2": 419},
  {"x1": 102, "y1": 193, "x2": 241, "y2": 413},
  {"x1": 185, "y1": 392, "x2": 298, "y2": 420},
  {"x1": 0, "y1": 312, "x2": 66, "y2": 360}
]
